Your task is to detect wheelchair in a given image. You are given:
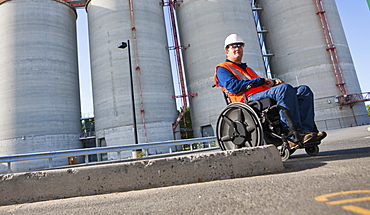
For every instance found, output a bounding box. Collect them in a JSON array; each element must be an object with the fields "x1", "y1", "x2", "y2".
[{"x1": 215, "y1": 94, "x2": 321, "y2": 161}]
